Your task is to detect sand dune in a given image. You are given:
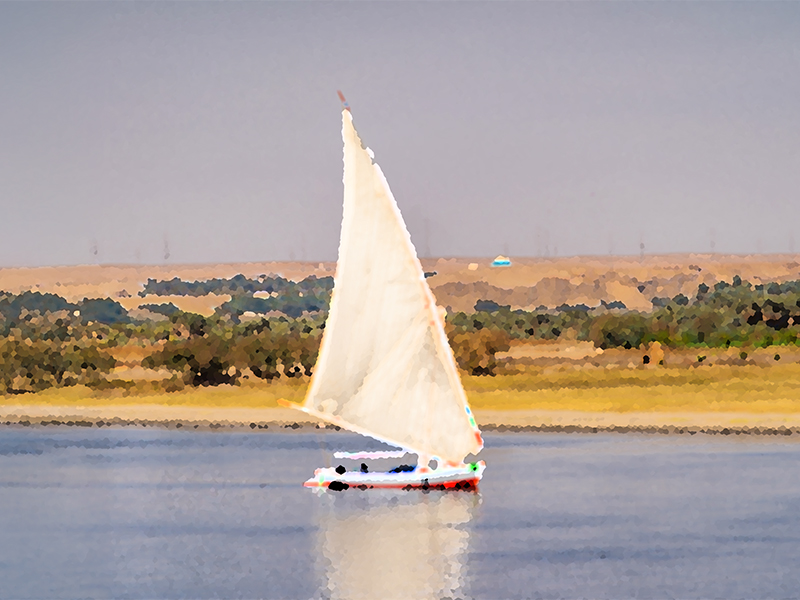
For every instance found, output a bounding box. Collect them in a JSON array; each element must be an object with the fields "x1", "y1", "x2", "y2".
[{"x1": 2, "y1": 254, "x2": 800, "y2": 312}]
